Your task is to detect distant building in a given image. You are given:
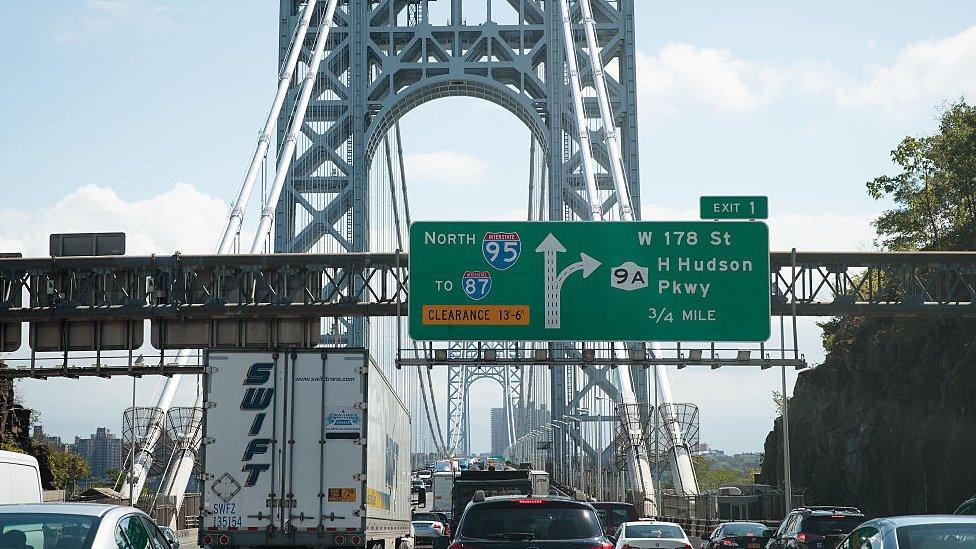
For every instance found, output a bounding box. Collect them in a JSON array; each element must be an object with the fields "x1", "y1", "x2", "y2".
[
  {"x1": 32, "y1": 425, "x2": 65, "y2": 450},
  {"x1": 691, "y1": 442, "x2": 711, "y2": 455},
  {"x1": 72, "y1": 427, "x2": 122, "y2": 480},
  {"x1": 490, "y1": 408, "x2": 508, "y2": 456}
]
